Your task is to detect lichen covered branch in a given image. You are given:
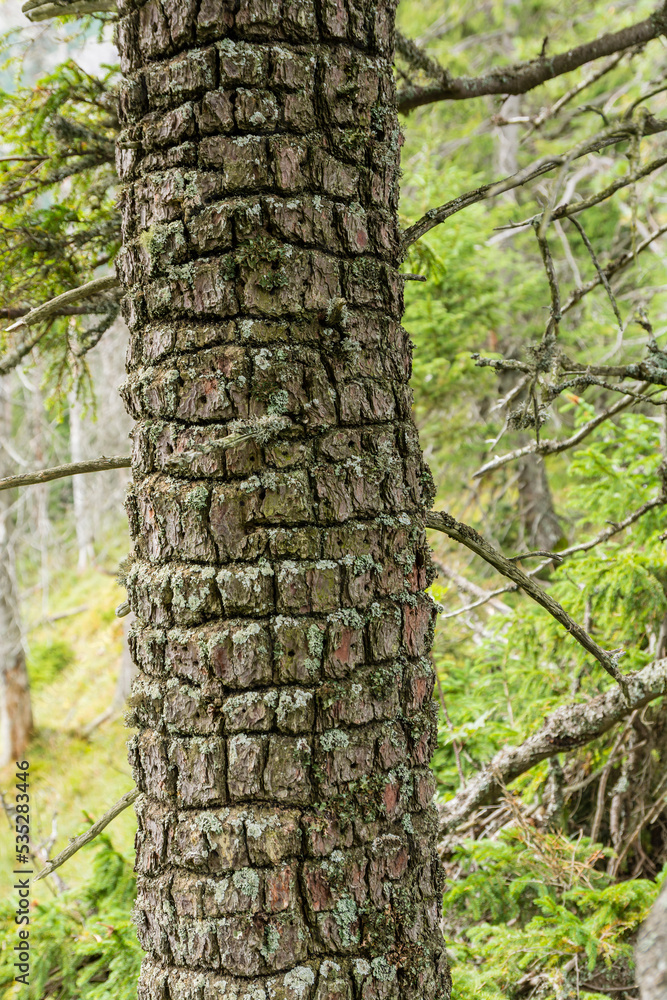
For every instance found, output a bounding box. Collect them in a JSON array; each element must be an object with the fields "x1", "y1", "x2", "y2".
[
  {"x1": 438, "y1": 657, "x2": 667, "y2": 834},
  {"x1": 426, "y1": 509, "x2": 630, "y2": 695}
]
